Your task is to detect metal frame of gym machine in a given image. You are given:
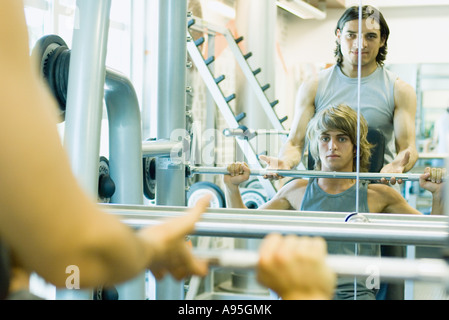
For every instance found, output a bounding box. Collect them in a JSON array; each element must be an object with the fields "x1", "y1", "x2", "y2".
[
  {"x1": 57, "y1": 0, "x2": 189, "y2": 300},
  {"x1": 57, "y1": 0, "x2": 147, "y2": 300},
  {"x1": 57, "y1": 0, "x2": 449, "y2": 300}
]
